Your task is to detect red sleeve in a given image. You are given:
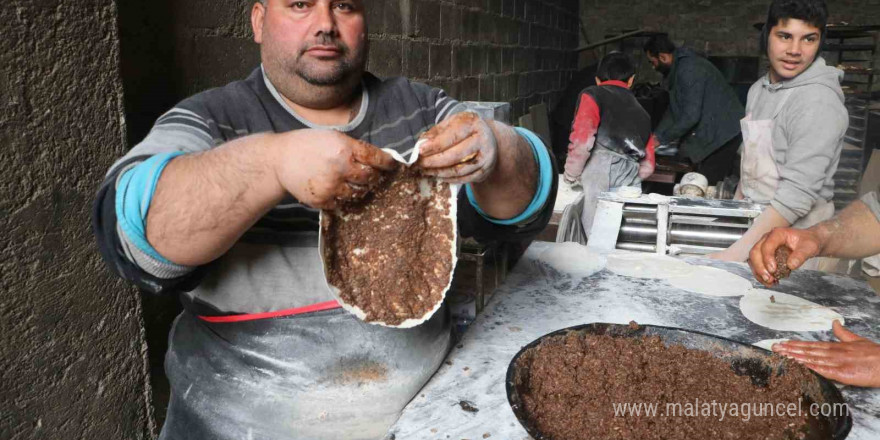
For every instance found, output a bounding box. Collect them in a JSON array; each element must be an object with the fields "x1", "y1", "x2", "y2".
[
  {"x1": 569, "y1": 94, "x2": 600, "y2": 144},
  {"x1": 564, "y1": 94, "x2": 601, "y2": 180},
  {"x1": 638, "y1": 134, "x2": 657, "y2": 179}
]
